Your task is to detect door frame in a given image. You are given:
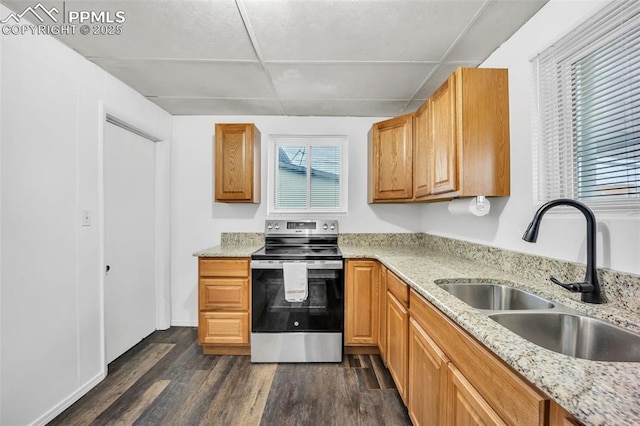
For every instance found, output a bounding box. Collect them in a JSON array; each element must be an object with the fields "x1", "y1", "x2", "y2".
[{"x1": 97, "y1": 103, "x2": 171, "y2": 371}]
